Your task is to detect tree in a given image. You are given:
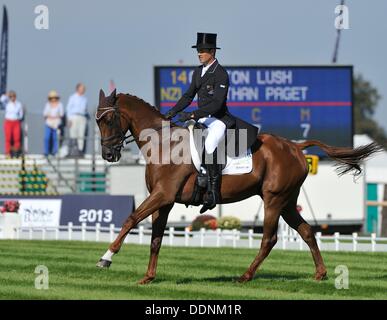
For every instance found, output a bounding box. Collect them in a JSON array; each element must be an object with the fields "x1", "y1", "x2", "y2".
[{"x1": 353, "y1": 74, "x2": 387, "y2": 149}]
